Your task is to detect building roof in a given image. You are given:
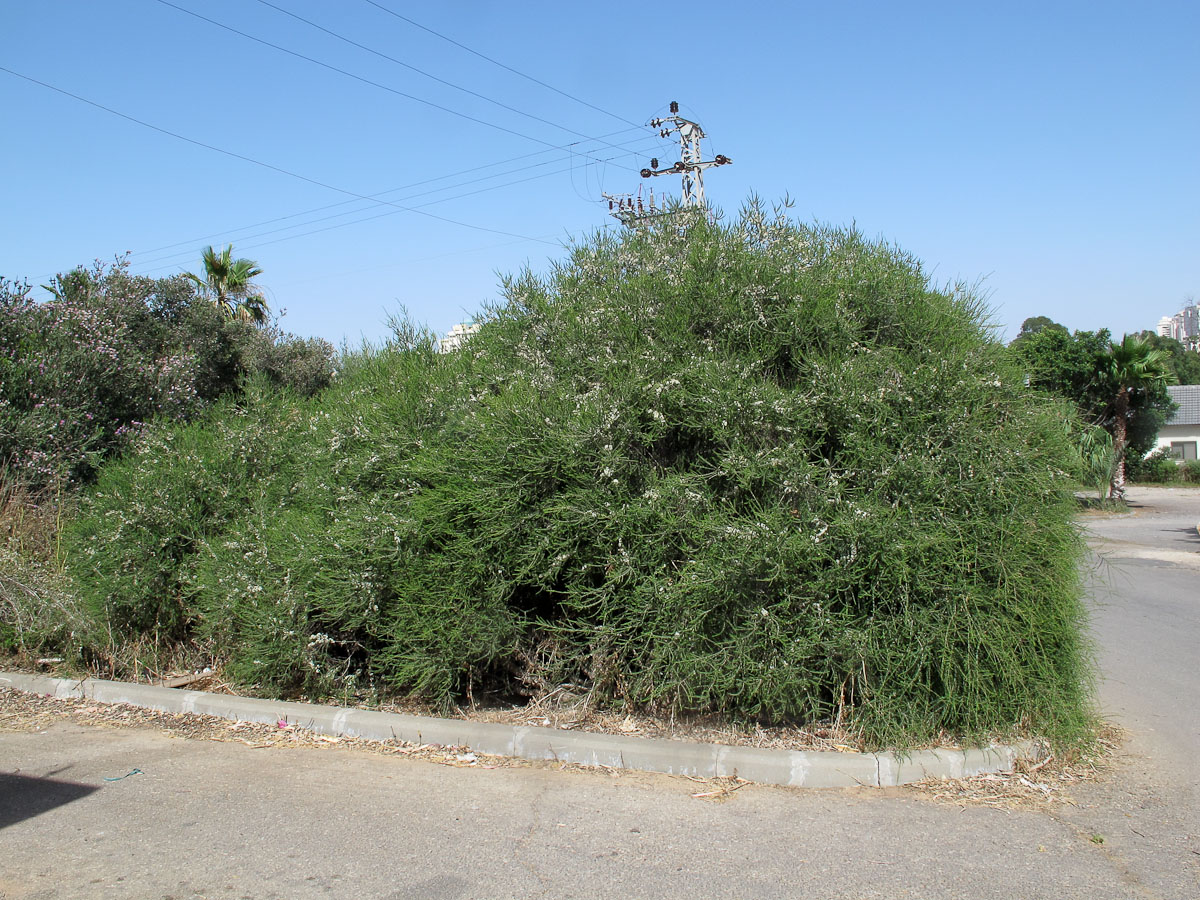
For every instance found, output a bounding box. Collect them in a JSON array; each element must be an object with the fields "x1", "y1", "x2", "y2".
[{"x1": 1166, "y1": 384, "x2": 1200, "y2": 426}]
